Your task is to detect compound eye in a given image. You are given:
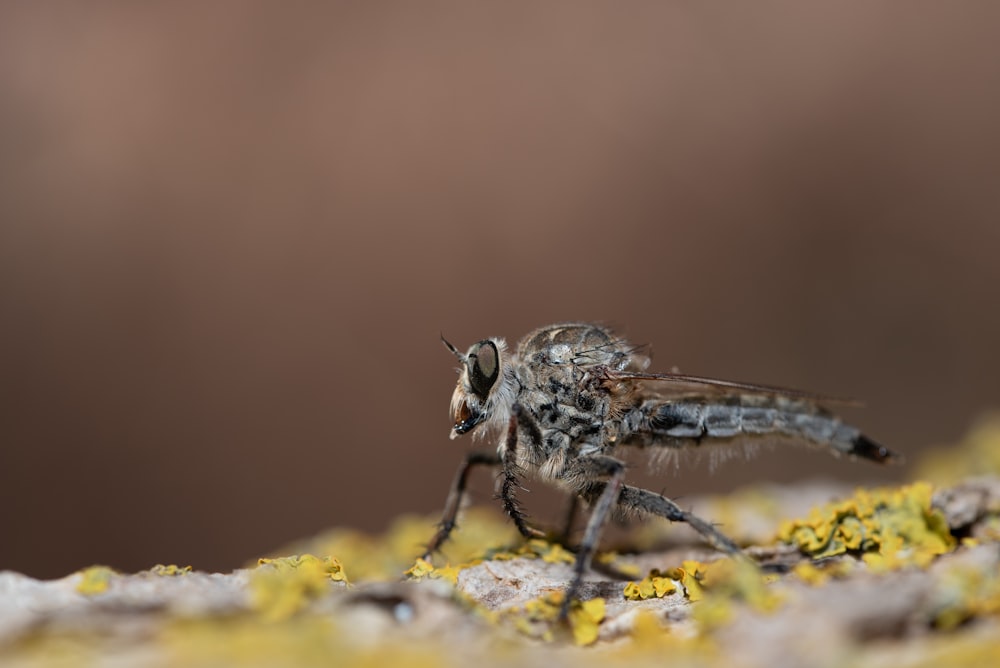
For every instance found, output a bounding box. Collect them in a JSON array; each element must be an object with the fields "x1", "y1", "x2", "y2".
[{"x1": 468, "y1": 340, "x2": 499, "y2": 398}]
